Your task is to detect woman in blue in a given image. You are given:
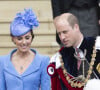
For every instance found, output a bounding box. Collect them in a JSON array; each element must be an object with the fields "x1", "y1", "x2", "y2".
[{"x1": 0, "y1": 8, "x2": 50, "y2": 90}]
